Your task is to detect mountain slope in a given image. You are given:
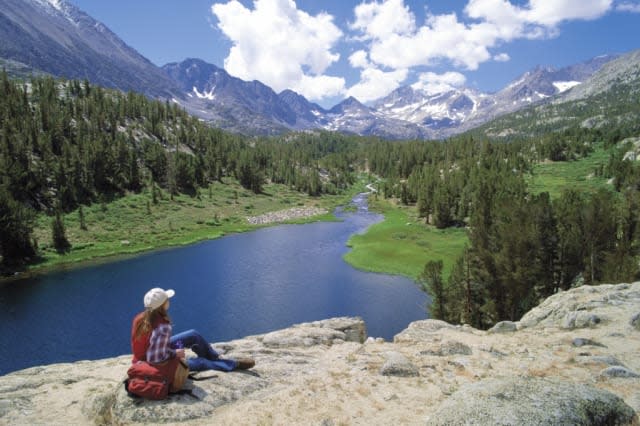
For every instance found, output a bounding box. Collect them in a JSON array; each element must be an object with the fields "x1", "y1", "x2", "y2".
[
  {"x1": 1, "y1": 0, "x2": 631, "y2": 140},
  {"x1": 474, "y1": 50, "x2": 640, "y2": 138},
  {"x1": 165, "y1": 59, "x2": 427, "y2": 139},
  {"x1": 325, "y1": 96, "x2": 428, "y2": 139},
  {"x1": 163, "y1": 58, "x2": 318, "y2": 135},
  {"x1": 374, "y1": 54, "x2": 619, "y2": 138},
  {"x1": 0, "y1": 0, "x2": 179, "y2": 97}
]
